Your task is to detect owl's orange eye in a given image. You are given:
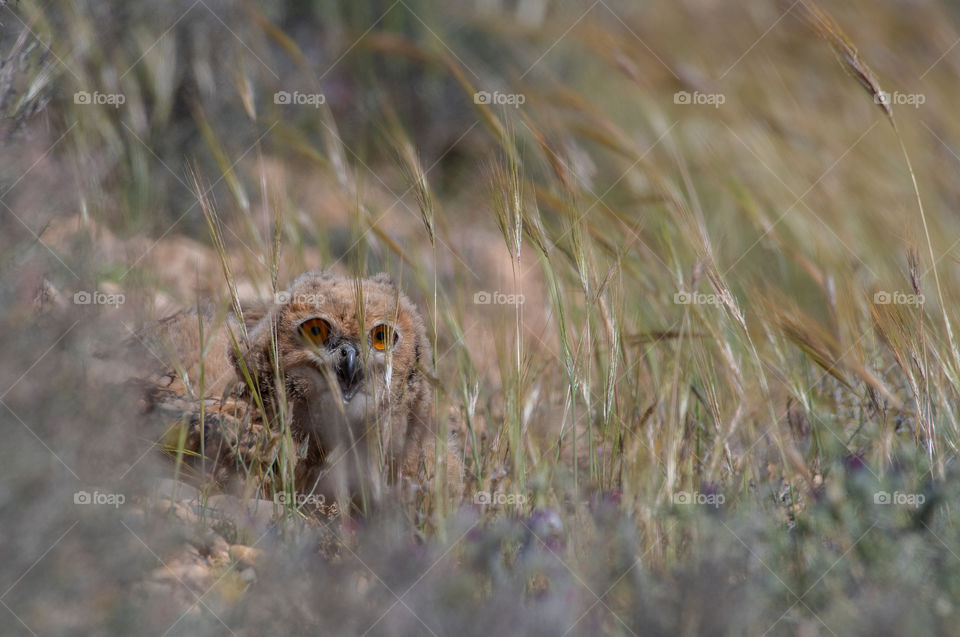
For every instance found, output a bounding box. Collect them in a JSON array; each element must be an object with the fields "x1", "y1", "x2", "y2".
[
  {"x1": 299, "y1": 318, "x2": 331, "y2": 346},
  {"x1": 369, "y1": 324, "x2": 396, "y2": 351}
]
